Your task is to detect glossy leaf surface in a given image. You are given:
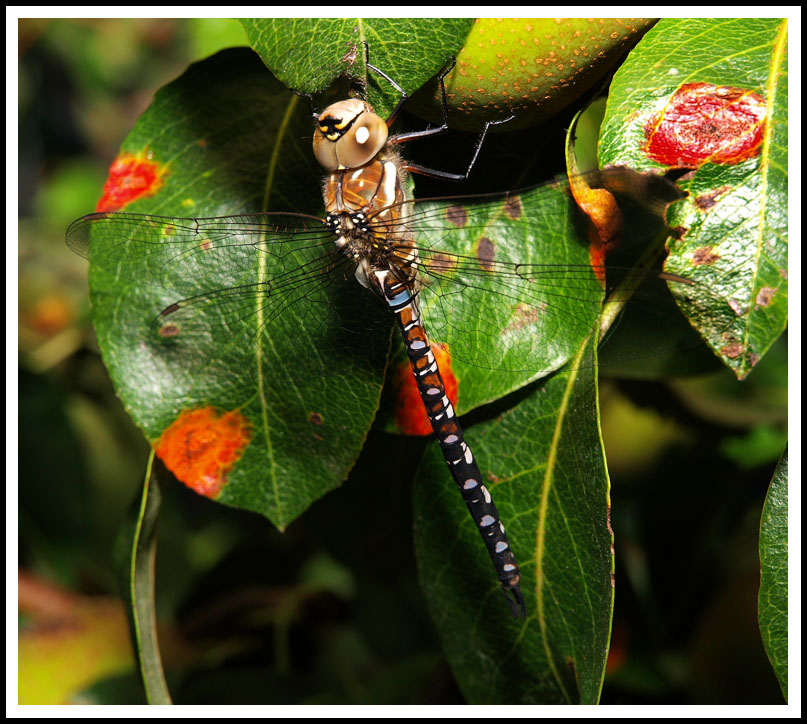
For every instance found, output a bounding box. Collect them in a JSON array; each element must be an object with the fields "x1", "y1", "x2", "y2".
[
  {"x1": 73, "y1": 46, "x2": 708, "y2": 530},
  {"x1": 72, "y1": 49, "x2": 390, "y2": 528},
  {"x1": 72, "y1": 42, "x2": 738, "y2": 528}
]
